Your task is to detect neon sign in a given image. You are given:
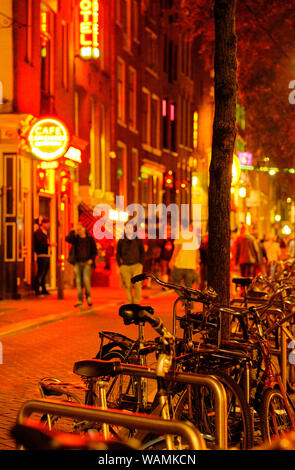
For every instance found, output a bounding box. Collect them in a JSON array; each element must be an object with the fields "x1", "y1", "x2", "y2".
[
  {"x1": 40, "y1": 11, "x2": 49, "y2": 47},
  {"x1": 28, "y1": 118, "x2": 70, "y2": 161},
  {"x1": 65, "y1": 146, "x2": 82, "y2": 163},
  {"x1": 79, "y1": 0, "x2": 100, "y2": 59},
  {"x1": 238, "y1": 152, "x2": 253, "y2": 167}
]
